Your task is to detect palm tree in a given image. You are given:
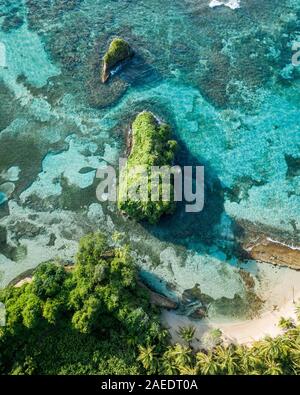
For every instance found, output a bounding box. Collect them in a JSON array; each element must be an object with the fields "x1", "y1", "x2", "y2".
[
  {"x1": 278, "y1": 317, "x2": 295, "y2": 331},
  {"x1": 263, "y1": 358, "x2": 283, "y2": 375},
  {"x1": 256, "y1": 336, "x2": 290, "y2": 361},
  {"x1": 137, "y1": 345, "x2": 158, "y2": 374},
  {"x1": 156, "y1": 328, "x2": 170, "y2": 345},
  {"x1": 161, "y1": 346, "x2": 179, "y2": 375},
  {"x1": 235, "y1": 345, "x2": 261, "y2": 374},
  {"x1": 168, "y1": 343, "x2": 193, "y2": 367},
  {"x1": 177, "y1": 325, "x2": 196, "y2": 347},
  {"x1": 179, "y1": 365, "x2": 198, "y2": 375},
  {"x1": 196, "y1": 351, "x2": 219, "y2": 375},
  {"x1": 213, "y1": 345, "x2": 239, "y2": 375},
  {"x1": 290, "y1": 343, "x2": 300, "y2": 374}
]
